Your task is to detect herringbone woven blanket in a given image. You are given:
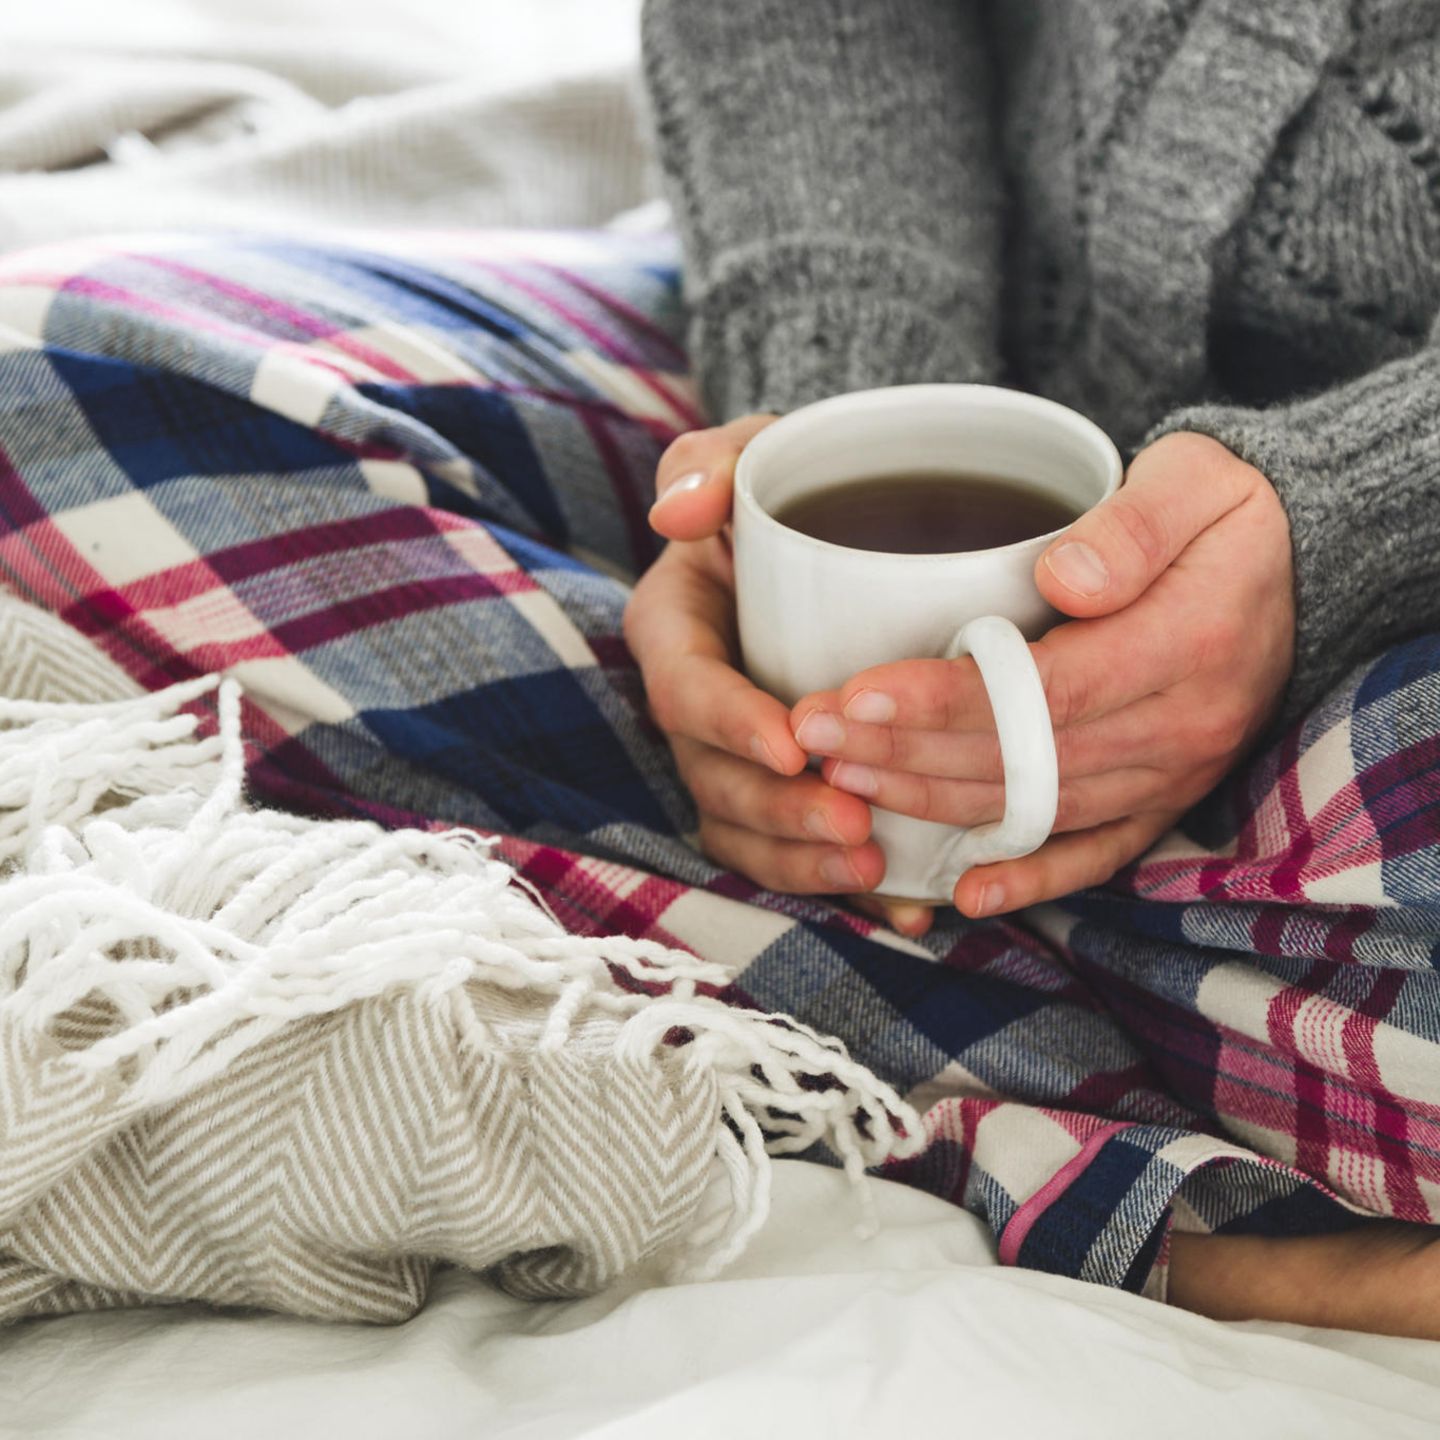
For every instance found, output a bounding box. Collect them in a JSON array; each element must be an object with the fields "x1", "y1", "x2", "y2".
[{"x1": 0, "y1": 598, "x2": 919, "y2": 1324}]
